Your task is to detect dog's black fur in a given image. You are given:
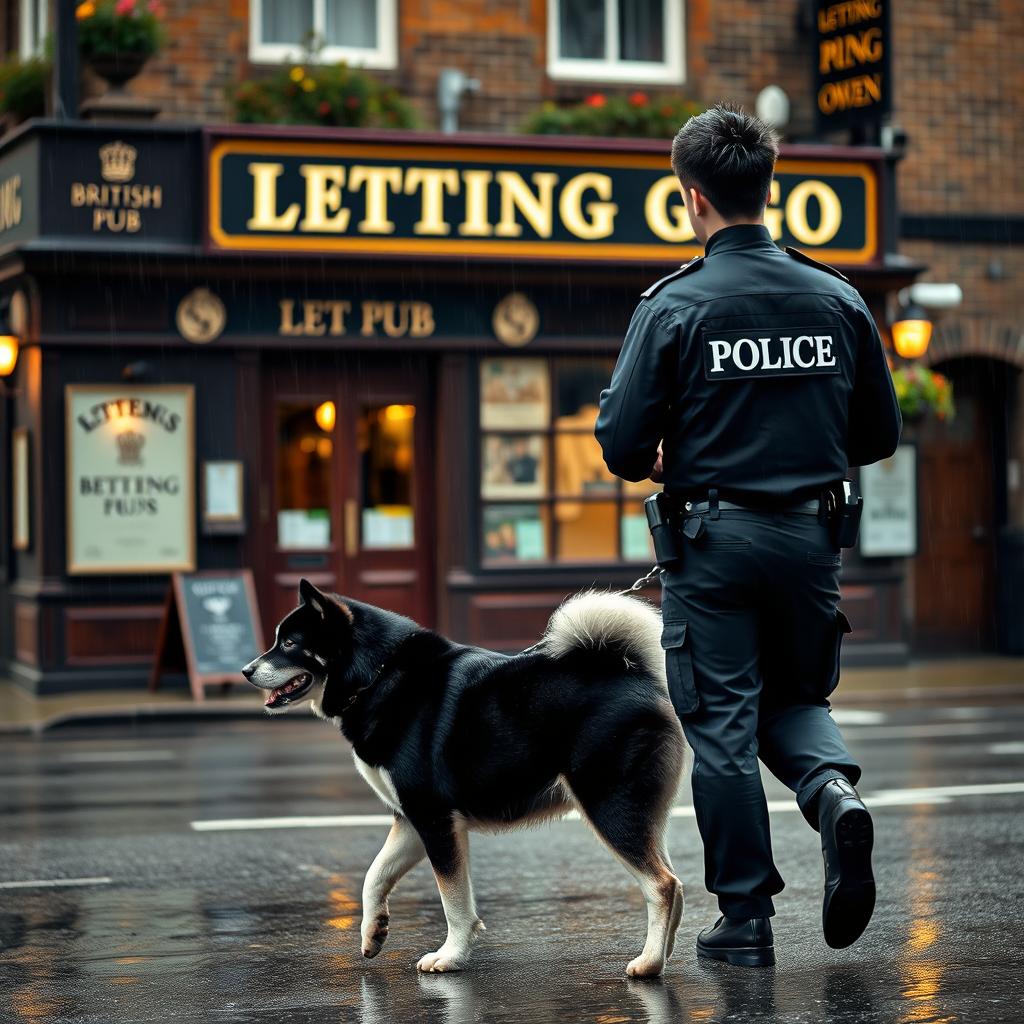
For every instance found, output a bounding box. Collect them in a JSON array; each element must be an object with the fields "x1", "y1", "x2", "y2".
[{"x1": 243, "y1": 578, "x2": 685, "y2": 974}]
